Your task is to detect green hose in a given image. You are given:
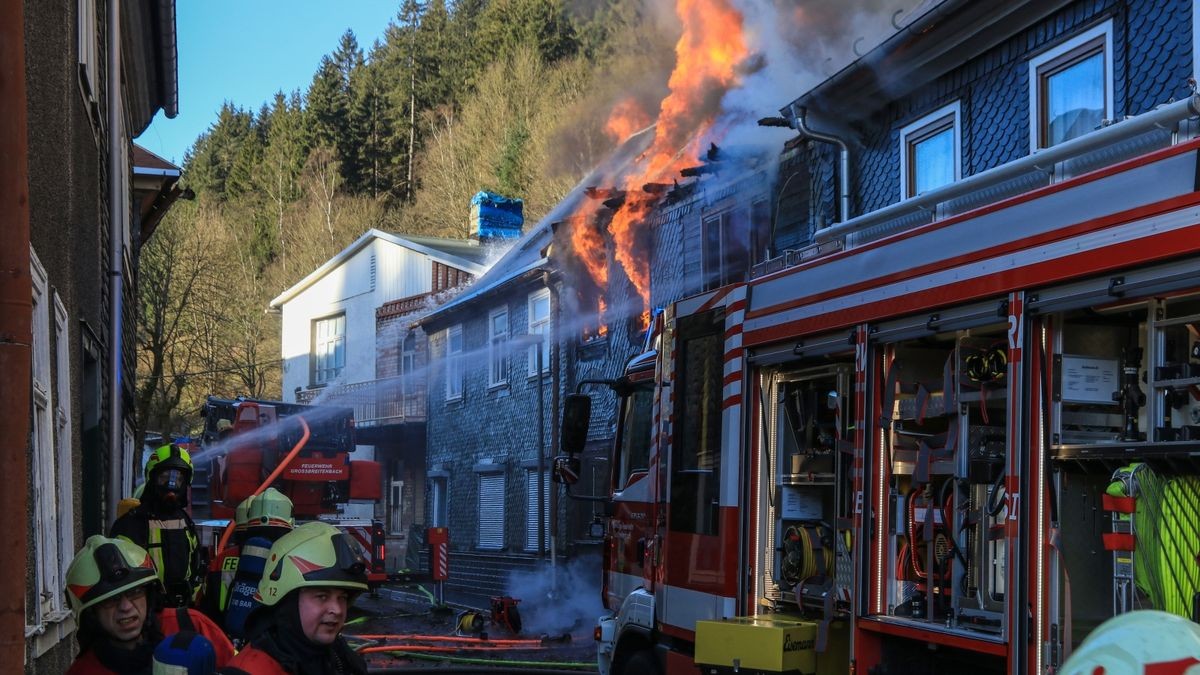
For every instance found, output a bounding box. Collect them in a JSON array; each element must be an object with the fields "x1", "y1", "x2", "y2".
[{"x1": 379, "y1": 649, "x2": 597, "y2": 670}]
